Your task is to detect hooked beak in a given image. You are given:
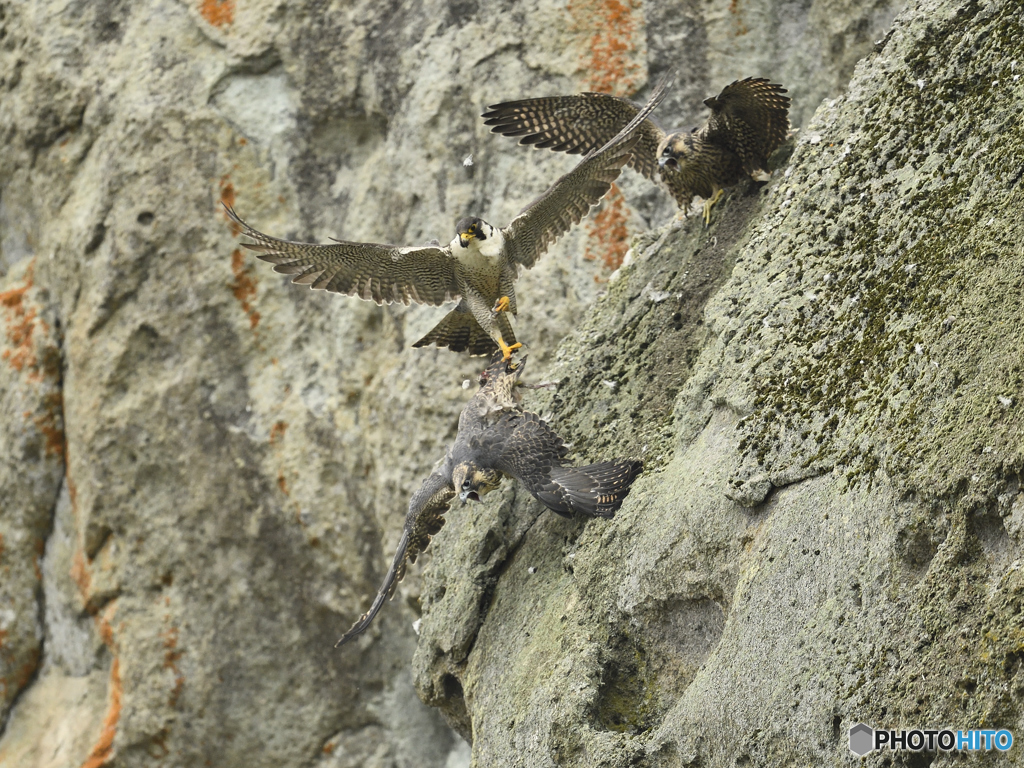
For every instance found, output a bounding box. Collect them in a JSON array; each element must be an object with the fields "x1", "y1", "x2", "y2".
[
  {"x1": 658, "y1": 156, "x2": 678, "y2": 170},
  {"x1": 459, "y1": 490, "x2": 480, "y2": 503},
  {"x1": 459, "y1": 232, "x2": 475, "y2": 248}
]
